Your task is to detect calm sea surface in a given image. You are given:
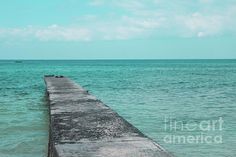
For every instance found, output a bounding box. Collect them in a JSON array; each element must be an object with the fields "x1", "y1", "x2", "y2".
[{"x1": 0, "y1": 60, "x2": 236, "y2": 157}]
